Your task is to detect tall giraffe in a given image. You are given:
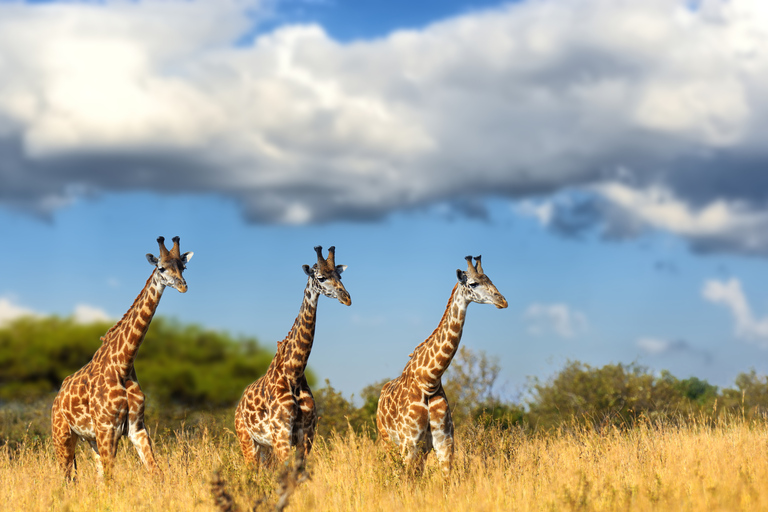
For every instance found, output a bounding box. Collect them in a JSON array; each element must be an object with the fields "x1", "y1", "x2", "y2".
[
  {"x1": 51, "y1": 236, "x2": 193, "y2": 480},
  {"x1": 376, "y1": 255, "x2": 507, "y2": 476},
  {"x1": 235, "y1": 245, "x2": 351, "y2": 466}
]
